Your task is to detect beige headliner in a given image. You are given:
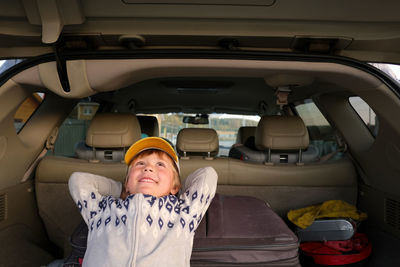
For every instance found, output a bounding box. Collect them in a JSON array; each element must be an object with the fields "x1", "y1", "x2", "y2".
[{"x1": 0, "y1": 0, "x2": 400, "y2": 62}]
